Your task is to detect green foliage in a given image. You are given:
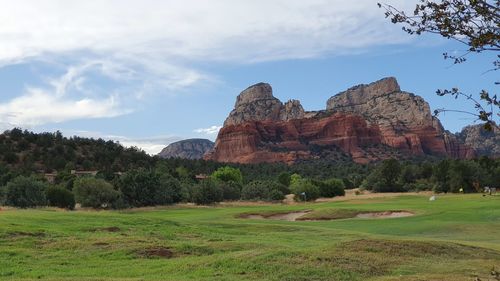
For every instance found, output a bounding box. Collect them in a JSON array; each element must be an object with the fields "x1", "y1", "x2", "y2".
[
  {"x1": 211, "y1": 166, "x2": 243, "y2": 184},
  {"x1": 117, "y1": 168, "x2": 182, "y2": 207},
  {"x1": 46, "y1": 185, "x2": 75, "y2": 210},
  {"x1": 192, "y1": 179, "x2": 223, "y2": 205},
  {"x1": 4, "y1": 176, "x2": 47, "y2": 208},
  {"x1": 314, "y1": 178, "x2": 345, "y2": 198},
  {"x1": 73, "y1": 177, "x2": 120, "y2": 209},
  {"x1": 277, "y1": 172, "x2": 291, "y2": 187},
  {"x1": 362, "y1": 159, "x2": 405, "y2": 192},
  {"x1": 218, "y1": 181, "x2": 241, "y2": 201},
  {"x1": 0, "y1": 129, "x2": 153, "y2": 173},
  {"x1": 290, "y1": 173, "x2": 302, "y2": 186},
  {"x1": 290, "y1": 179, "x2": 320, "y2": 201},
  {"x1": 241, "y1": 180, "x2": 286, "y2": 201}
]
